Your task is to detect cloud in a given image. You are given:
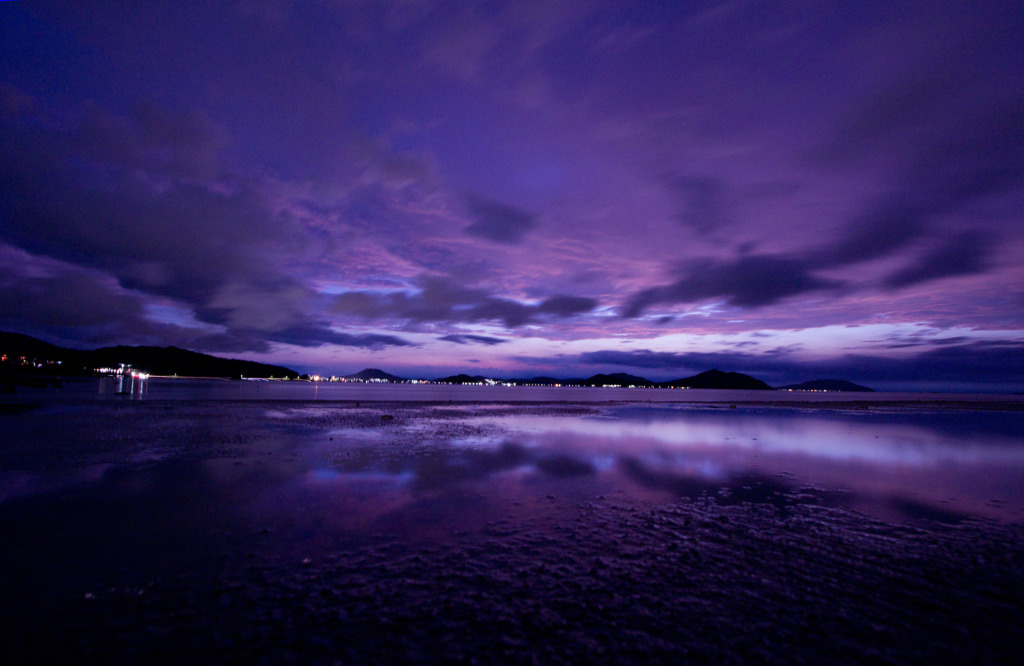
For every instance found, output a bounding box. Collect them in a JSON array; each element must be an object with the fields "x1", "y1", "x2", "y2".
[
  {"x1": 270, "y1": 326, "x2": 412, "y2": 350},
  {"x1": 536, "y1": 294, "x2": 598, "y2": 316},
  {"x1": 820, "y1": 202, "x2": 927, "y2": 267},
  {"x1": 627, "y1": 95, "x2": 1024, "y2": 317},
  {"x1": 550, "y1": 339, "x2": 1024, "y2": 392},
  {"x1": 882, "y1": 231, "x2": 992, "y2": 289},
  {"x1": 671, "y1": 176, "x2": 727, "y2": 235},
  {"x1": 812, "y1": 35, "x2": 1024, "y2": 269},
  {"x1": 0, "y1": 93, "x2": 407, "y2": 351},
  {"x1": 0, "y1": 268, "x2": 148, "y2": 333},
  {"x1": 439, "y1": 333, "x2": 508, "y2": 345},
  {"x1": 818, "y1": 100, "x2": 1024, "y2": 270},
  {"x1": 464, "y1": 196, "x2": 536, "y2": 244},
  {"x1": 0, "y1": 259, "x2": 257, "y2": 351},
  {"x1": 335, "y1": 275, "x2": 596, "y2": 328},
  {"x1": 623, "y1": 255, "x2": 838, "y2": 316},
  {"x1": 808, "y1": 340, "x2": 1024, "y2": 392},
  {"x1": 76, "y1": 99, "x2": 226, "y2": 180},
  {"x1": 578, "y1": 349, "x2": 714, "y2": 372}
]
